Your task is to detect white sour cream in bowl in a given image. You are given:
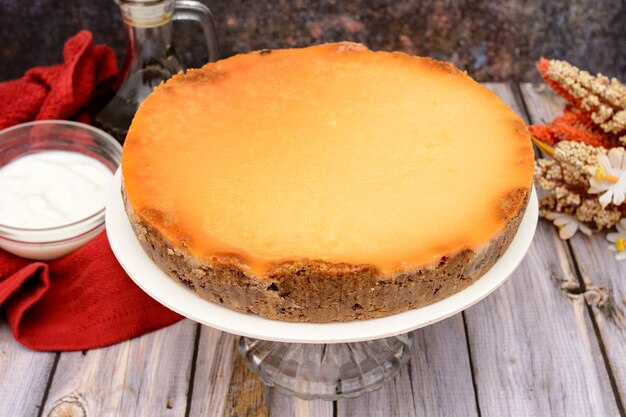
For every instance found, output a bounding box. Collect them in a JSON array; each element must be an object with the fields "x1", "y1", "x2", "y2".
[{"x1": 0, "y1": 121, "x2": 122, "y2": 260}]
